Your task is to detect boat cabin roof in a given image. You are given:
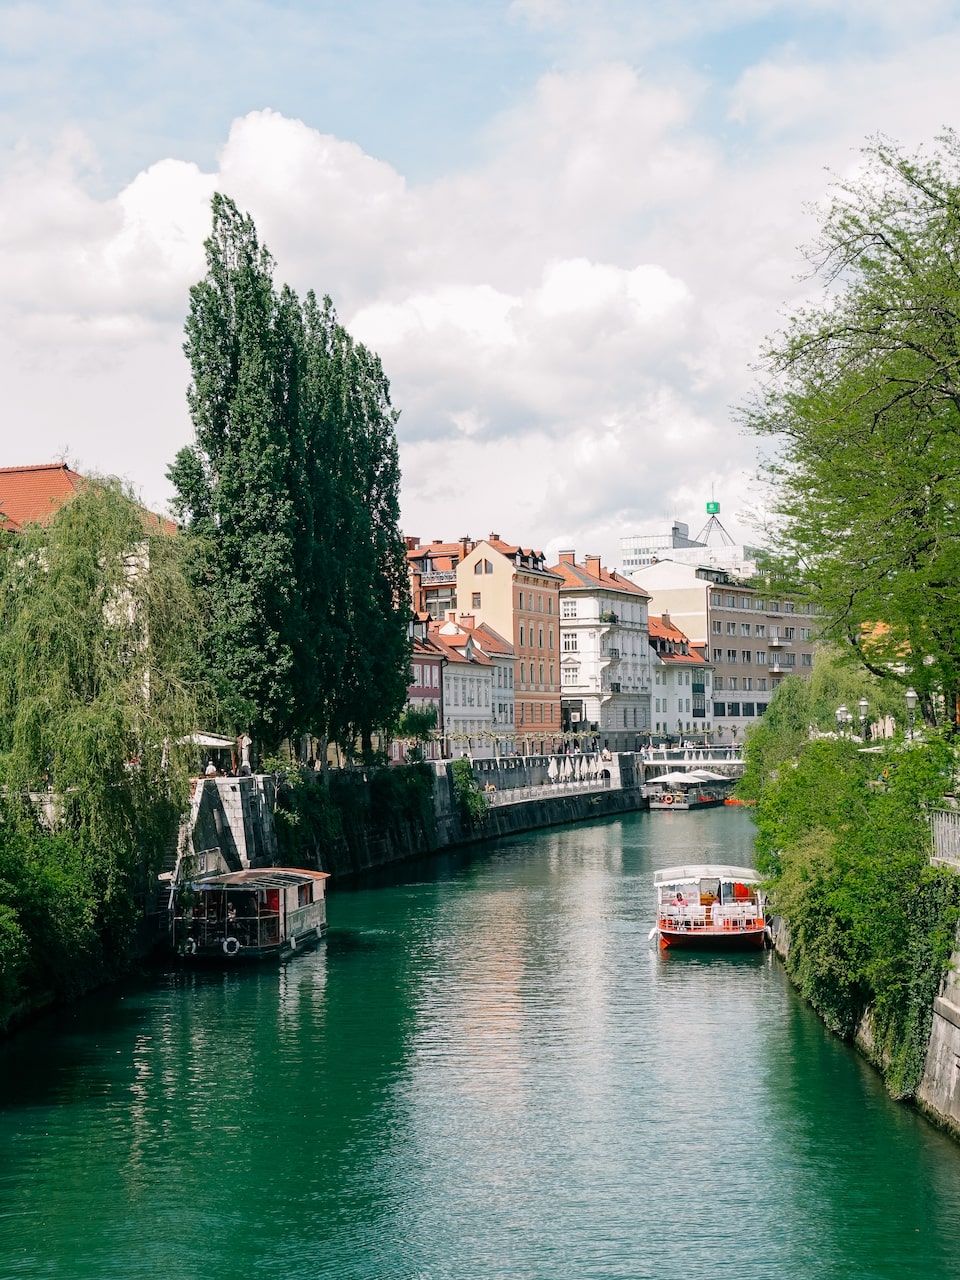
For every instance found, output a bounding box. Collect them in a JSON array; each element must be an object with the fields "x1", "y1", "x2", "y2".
[
  {"x1": 654, "y1": 863, "x2": 760, "y2": 886},
  {"x1": 188, "y1": 868, "x2": 330, "y2": 892}
]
